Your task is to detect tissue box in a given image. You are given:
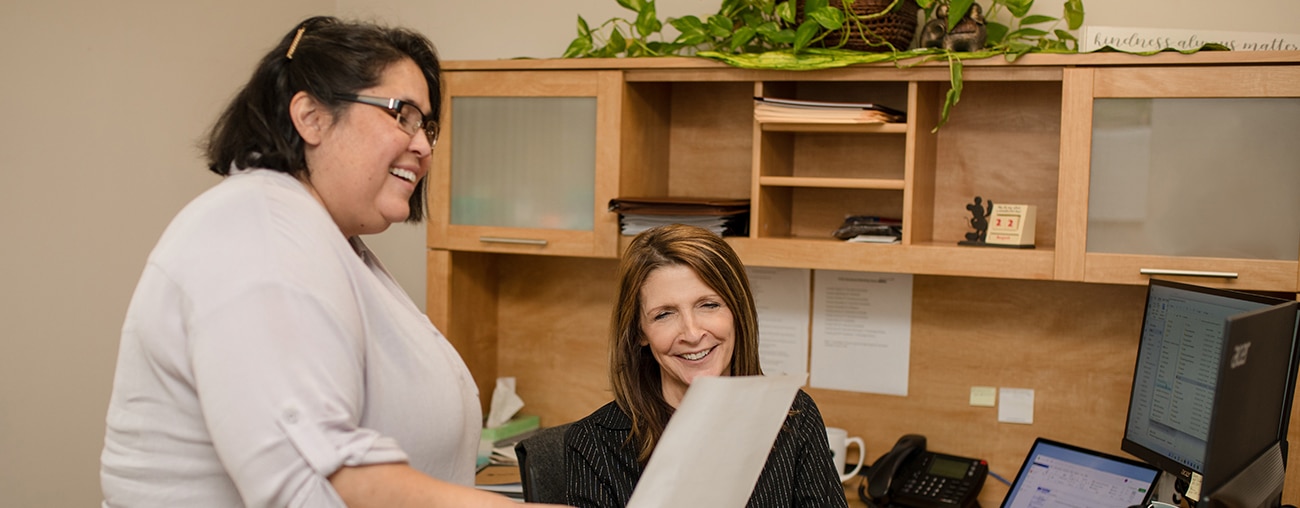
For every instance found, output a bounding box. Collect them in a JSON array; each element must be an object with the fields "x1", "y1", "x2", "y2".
[{"x1": 481, "y1": 414, "x2": 540, "y2": 443}]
